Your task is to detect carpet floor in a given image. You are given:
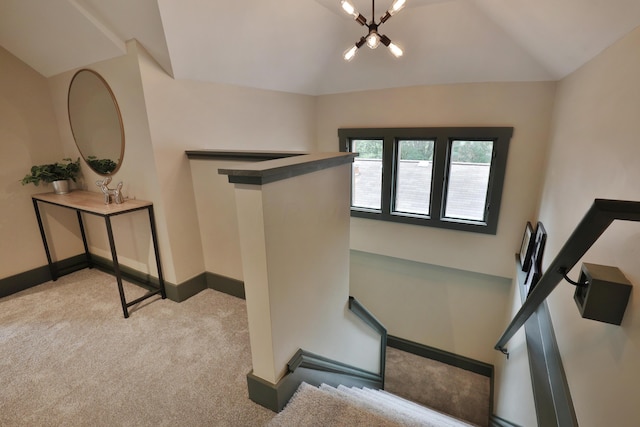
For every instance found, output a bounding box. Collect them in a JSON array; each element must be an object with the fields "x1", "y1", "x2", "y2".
[
  {"x1": 0, "y1": 268, "x2": 274, "y2": 426},
  {"x1": 269, "y1": 383, "x2": 476, "y2": 427},
  {"x1": 385, "y1": 348, "x2": 490, "y2": 426},
  {"x1": 1, "y1": 268, "x2": 490, "y2": 426}
]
